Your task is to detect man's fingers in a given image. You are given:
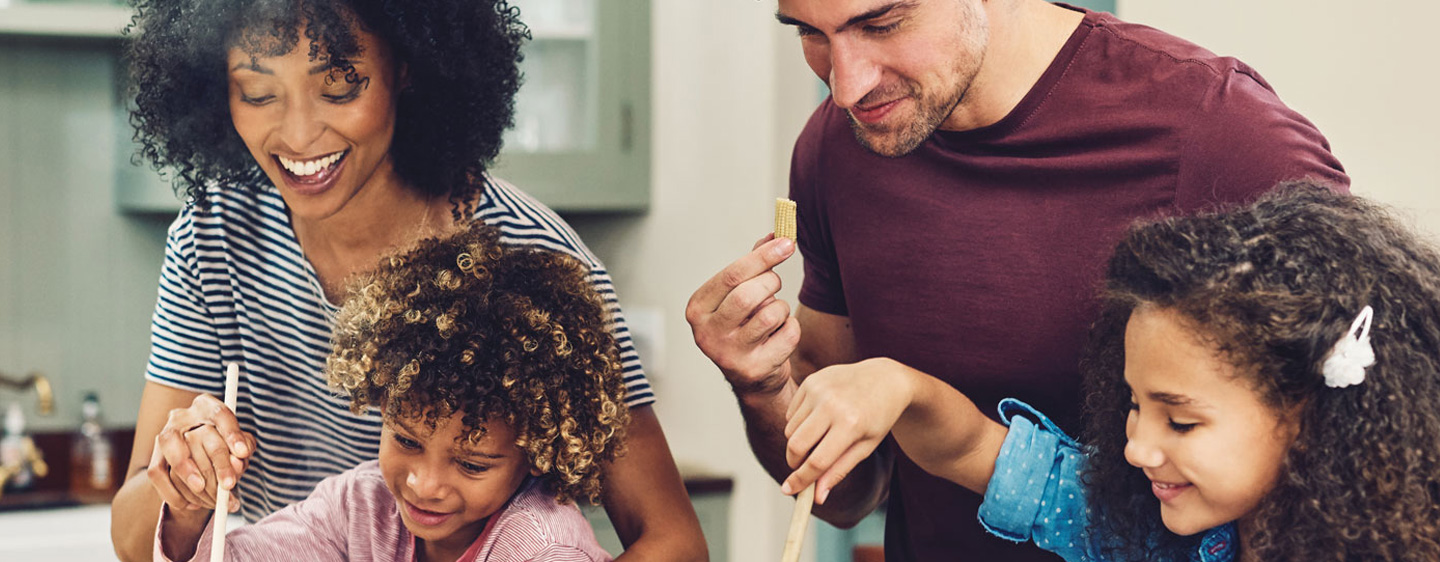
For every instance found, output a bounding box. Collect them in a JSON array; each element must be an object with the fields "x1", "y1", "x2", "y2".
[
  {"x1": 738, "y1": 297, "x2": 792, "y2": 344},
  {"x1": 711, "y1": 271, "x2": 783, "y2": 328},
  {"x1": 688, "y1": 238, "x2": 796, "y2": 318},
  {"x1": 751, "y1": 233, "x2": 776, "y2": 251}
]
